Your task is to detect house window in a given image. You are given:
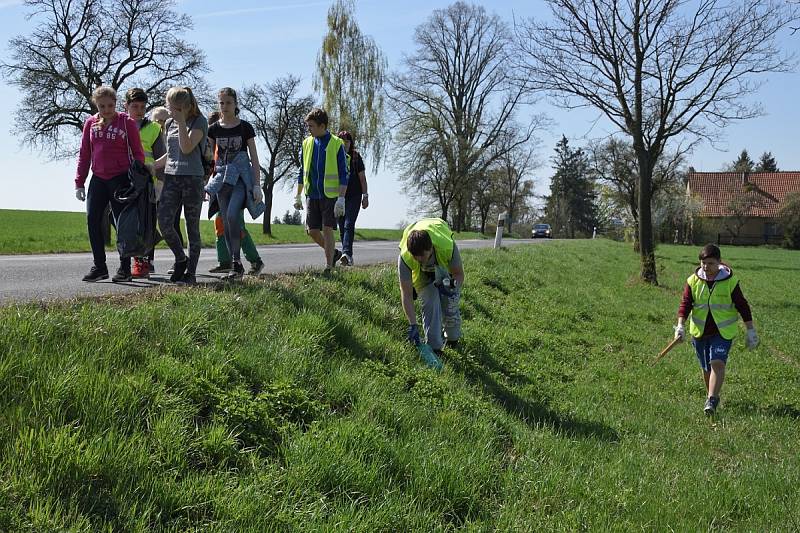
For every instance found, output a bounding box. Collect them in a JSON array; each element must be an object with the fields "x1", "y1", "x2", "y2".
[{"x1": 764, "y1": 222, "x2": 780, "y2": 236}]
